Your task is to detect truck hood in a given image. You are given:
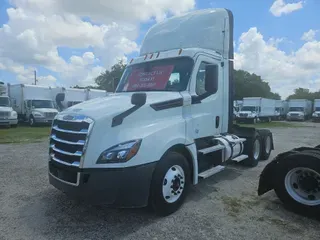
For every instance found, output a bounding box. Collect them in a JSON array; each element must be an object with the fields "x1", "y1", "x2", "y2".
[
  {"x1": 239, "y1": 111, "x2": 256, "y2": 115},
  {"x1": 288, "y1": 111, "x2": 304, "y2": 115},
  {"x1": 33, "y1": 108, "x2": 58, "y2": 113},
  {"x1": 61, "y1": 92, "x2": 183, "y2": 120},
  {"x1": 0, "y1": 106, "x2": 13, "y2": 112}
]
